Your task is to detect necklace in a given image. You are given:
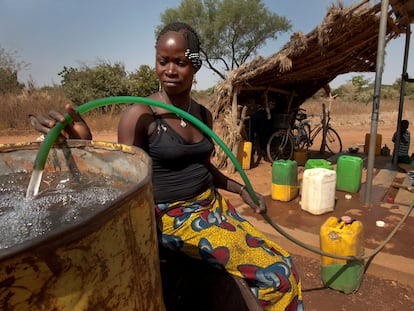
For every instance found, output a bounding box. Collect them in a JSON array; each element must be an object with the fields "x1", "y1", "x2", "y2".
[
  {"x1": 179, "y1": 99, "x2": 192, "y2": 127},
  {"x1": 159, "y1": 91, "x2": 192, "y2": 128}
]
